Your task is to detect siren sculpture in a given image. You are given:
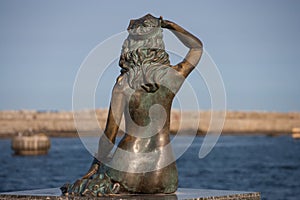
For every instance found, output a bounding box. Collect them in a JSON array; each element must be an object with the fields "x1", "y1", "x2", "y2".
[{"x1": 61, "y1": 14, "x2": 203, "y2": 196}]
